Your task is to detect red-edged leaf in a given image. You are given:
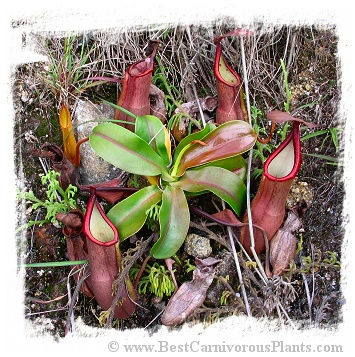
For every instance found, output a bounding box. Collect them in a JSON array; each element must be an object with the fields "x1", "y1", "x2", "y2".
[
  {"x1": 107, "y1": 185, "x2": 162, "y2": 240},
  {"x1": 172, "y1": 123, "x2": 215, "y2": 163},
  {"x1": 78, "y1": 177, "x2": 135, "y2": 204},
  {"x1": 197, "y1": 155, "x2": 247, "y2": 179},
  {"x1": 89, "y1": 123, "x2": 172, "y2": 181},
  {"x1": 172, "y1": 166, "x2": 246, "y2": 217},
  {"x1": 135, "y1": 115, "x2": 171, "y2": 166},
  {"x1": 172, "y1": 120, "x2": 256, "y2": 177}
]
